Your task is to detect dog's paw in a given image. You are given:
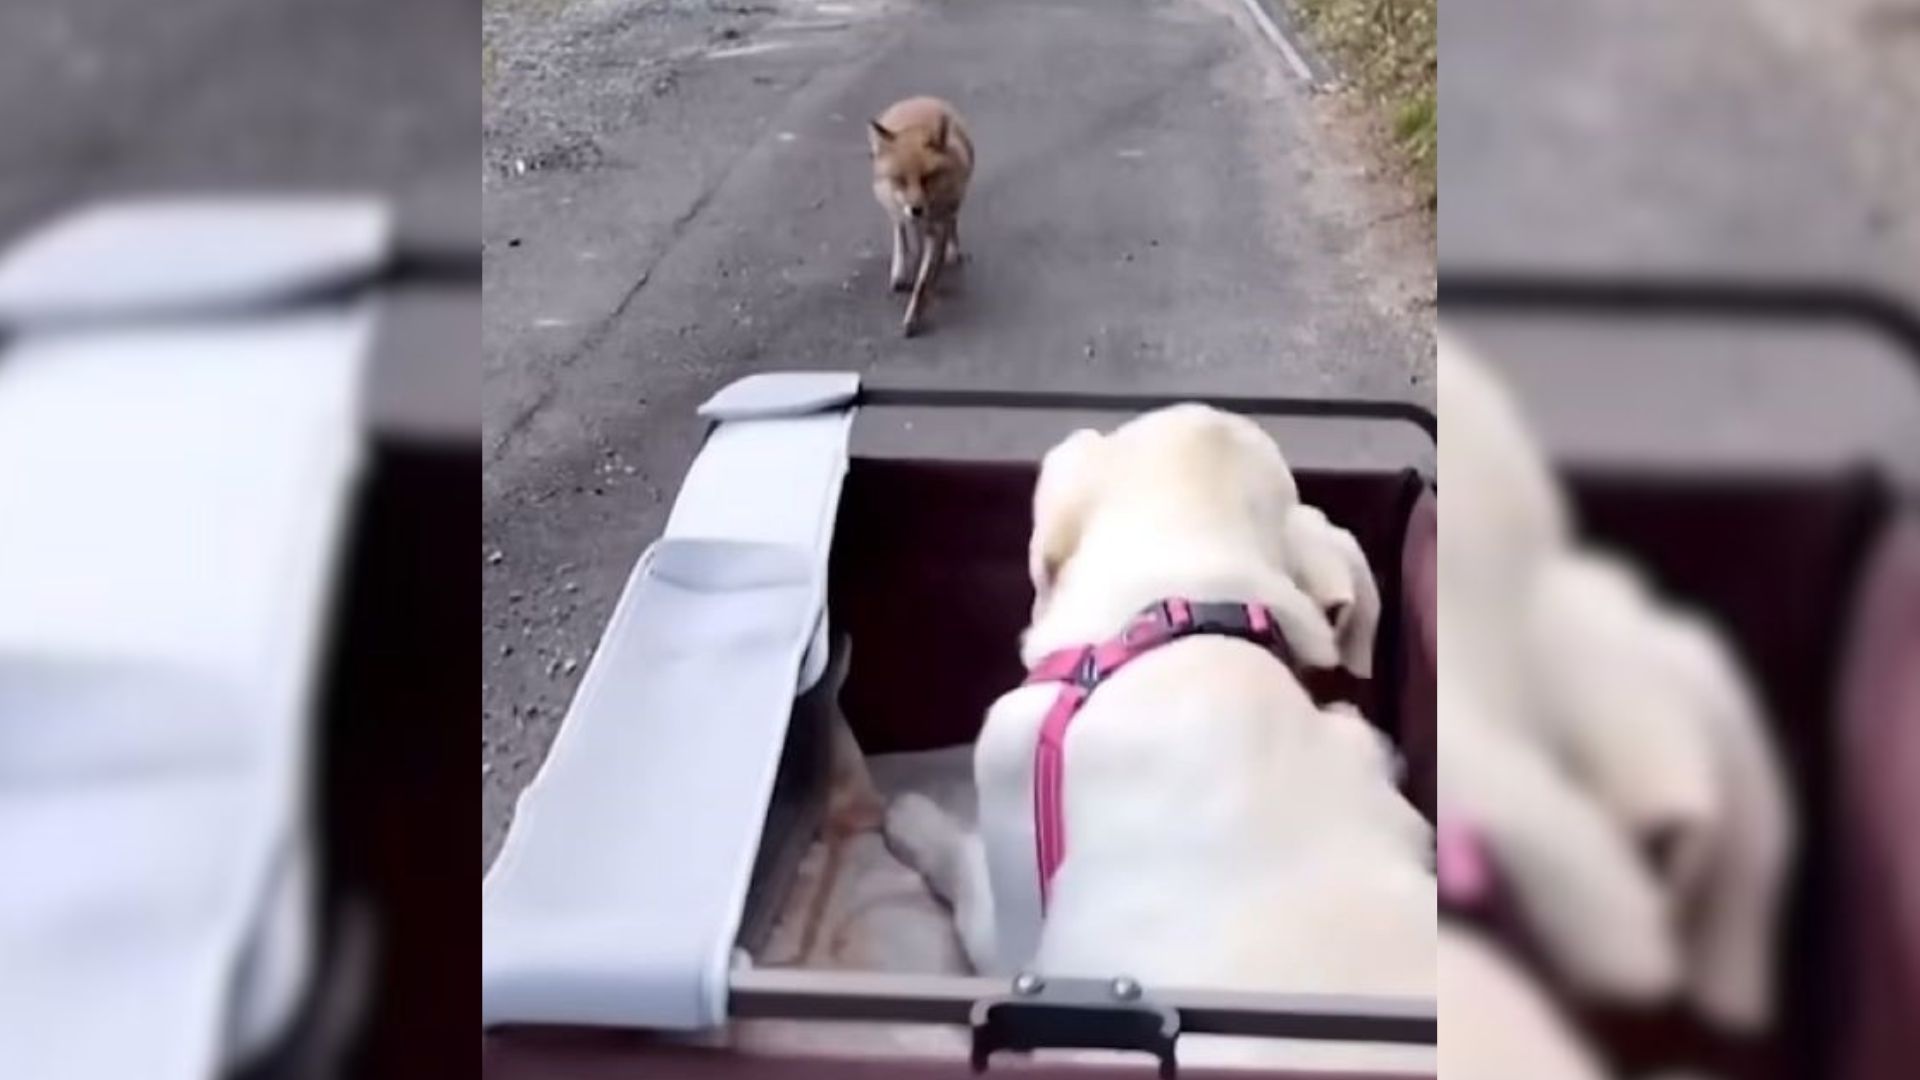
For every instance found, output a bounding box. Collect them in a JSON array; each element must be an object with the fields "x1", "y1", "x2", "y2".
[
  {"x1": 890, "y1": 274, "x2": 913, "y2": 293},
  {"x1": 883, "y1": 793, "x2": 957, "y2": 878},
  {"x1": 900, "y1": 313, "x2": 922, "y2": 338}
]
